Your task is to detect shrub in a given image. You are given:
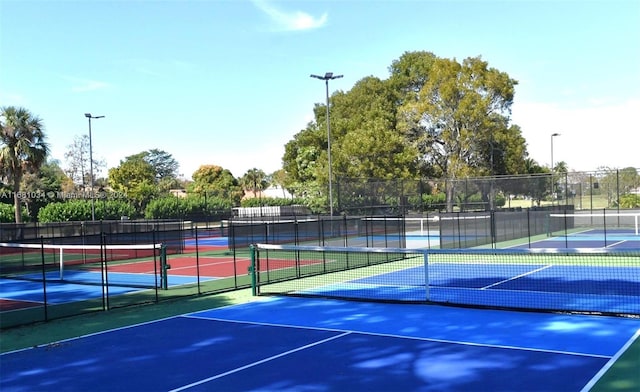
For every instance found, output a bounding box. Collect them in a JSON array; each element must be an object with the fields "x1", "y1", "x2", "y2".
[
  {"x1": 240, "y1": 197, "x2": 306, "y2": 208},
  {"x1": 0, "y1": 203, "x2": 29, "y2": 223},
  {"x1": 38, "y1": 200, "x2": 135, "y2": 222},
  {"x1": 619, "y1": 194, "x2": 640, "y2": 208},
  {"x1": 145, "y1": 195, "x2": 233, "y2": 219}
]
